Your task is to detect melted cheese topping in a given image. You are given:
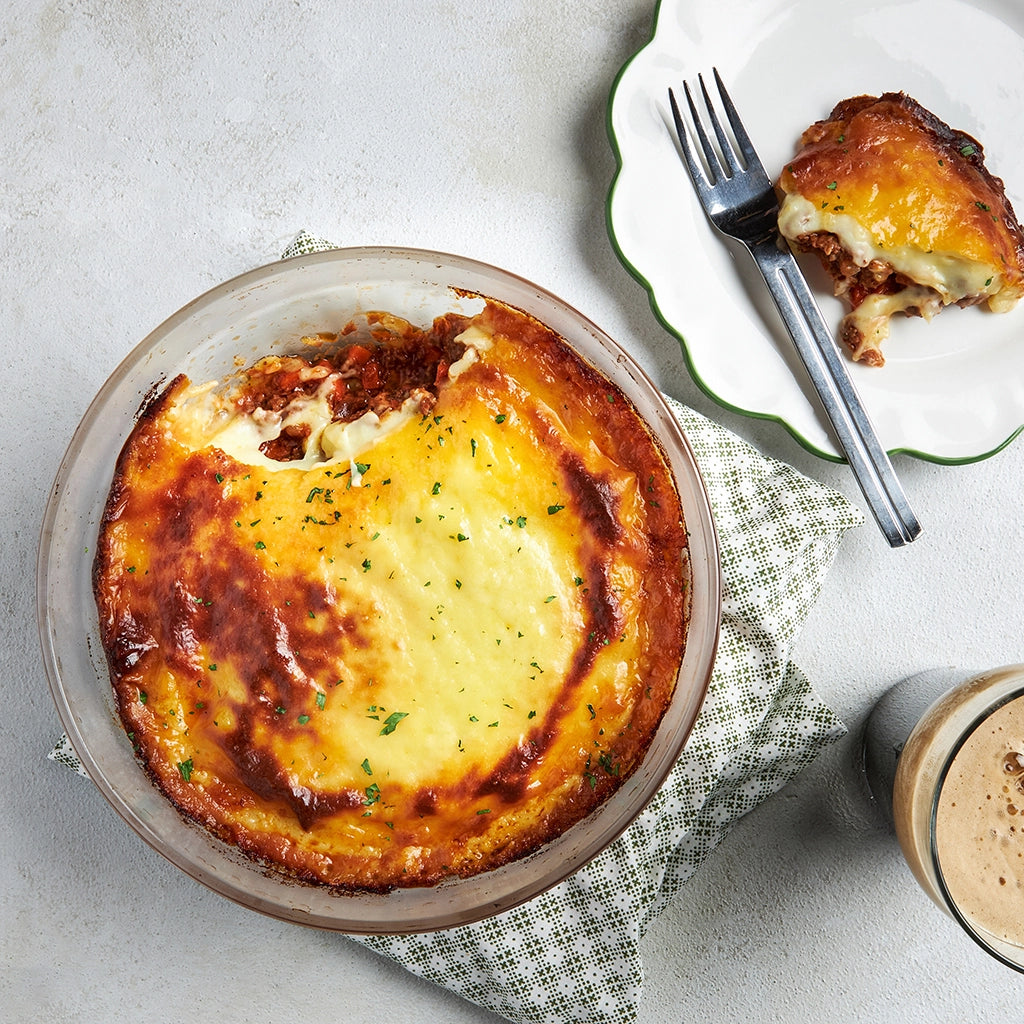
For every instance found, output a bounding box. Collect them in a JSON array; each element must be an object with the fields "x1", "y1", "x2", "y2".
[
  {"x1": 778, "y1": 193, "x2": 1007, "y2": 307},
  {"x1": 839, "y1": 287, "x2": 945, "y2": 363},
  {"x1": 94, "y1": 301, "x2": 689, "y2": 890}
]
